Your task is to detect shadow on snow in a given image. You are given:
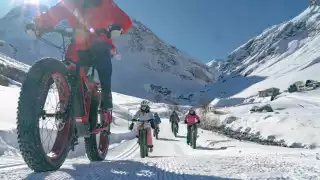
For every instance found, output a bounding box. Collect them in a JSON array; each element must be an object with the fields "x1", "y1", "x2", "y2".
[
  {"x1": 158, "y1": 138, "x2": 180, "y2": 142},
  {"x1": 196, "y1": 146, "x2": 236, "y2": 151},
  {"x1": 25, "y1": 160, "x2": 235, "y2": 180}
]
